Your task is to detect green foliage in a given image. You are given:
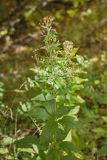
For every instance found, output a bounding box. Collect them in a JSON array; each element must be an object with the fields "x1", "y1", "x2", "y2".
[{"x1": 17, "y1": 17, "x2": 88, "y2": 160}]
